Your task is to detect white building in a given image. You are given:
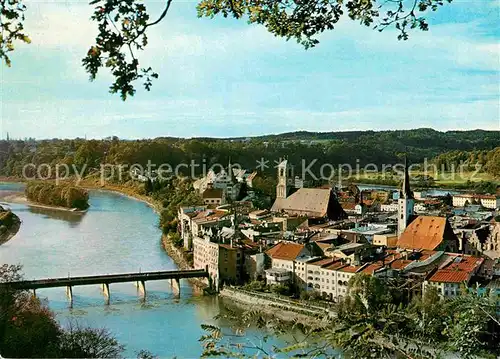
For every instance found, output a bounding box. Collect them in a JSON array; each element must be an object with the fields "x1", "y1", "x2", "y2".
[
  {"x1": 452, "y1": 194, "x2": 500, "y2": 209},
  {"x1": 422, "y1": 254, "x2": 484, "y2": 298},
  {"x1": 380, "y1": 203, "x2": 398, "y2": 212},
  {"x1": 265, "y1": 268, "x2": 291, "y2": 285}
]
